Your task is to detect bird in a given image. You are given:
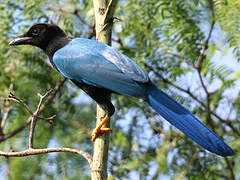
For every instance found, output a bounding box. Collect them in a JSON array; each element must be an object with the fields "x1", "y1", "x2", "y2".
[{"x1": 9, "y1": 23, "x2": 234, "y2": 156}]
